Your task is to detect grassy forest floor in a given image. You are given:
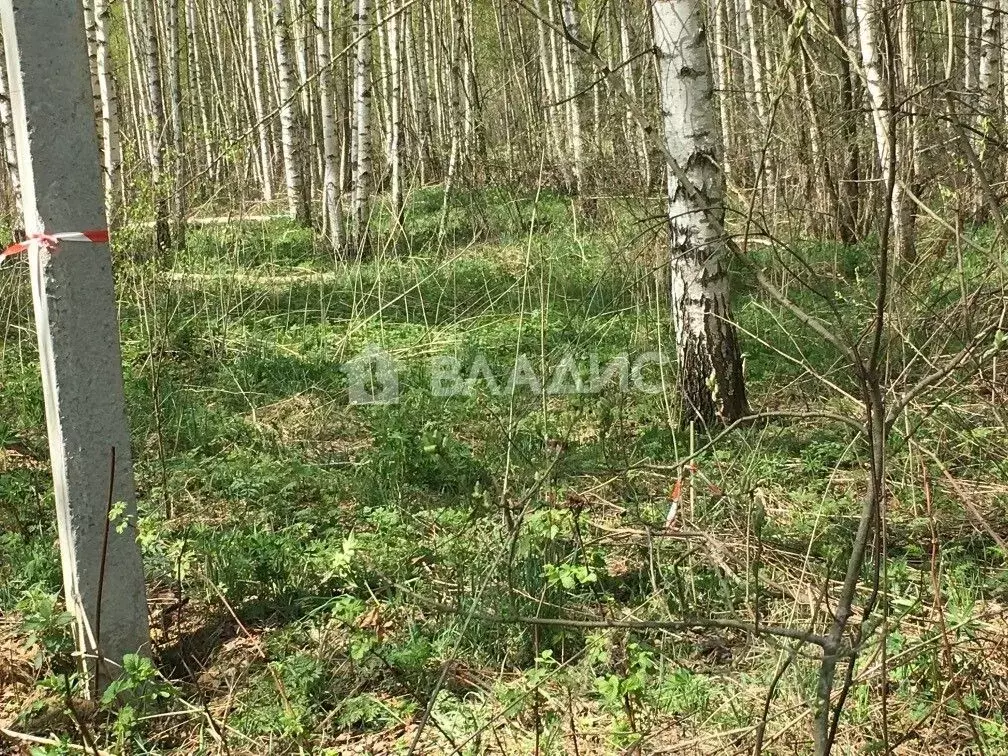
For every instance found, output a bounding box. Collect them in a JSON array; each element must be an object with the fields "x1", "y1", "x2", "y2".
[{"x1": 2, "y1": 189, "x2": 1008, "y2": 754}]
